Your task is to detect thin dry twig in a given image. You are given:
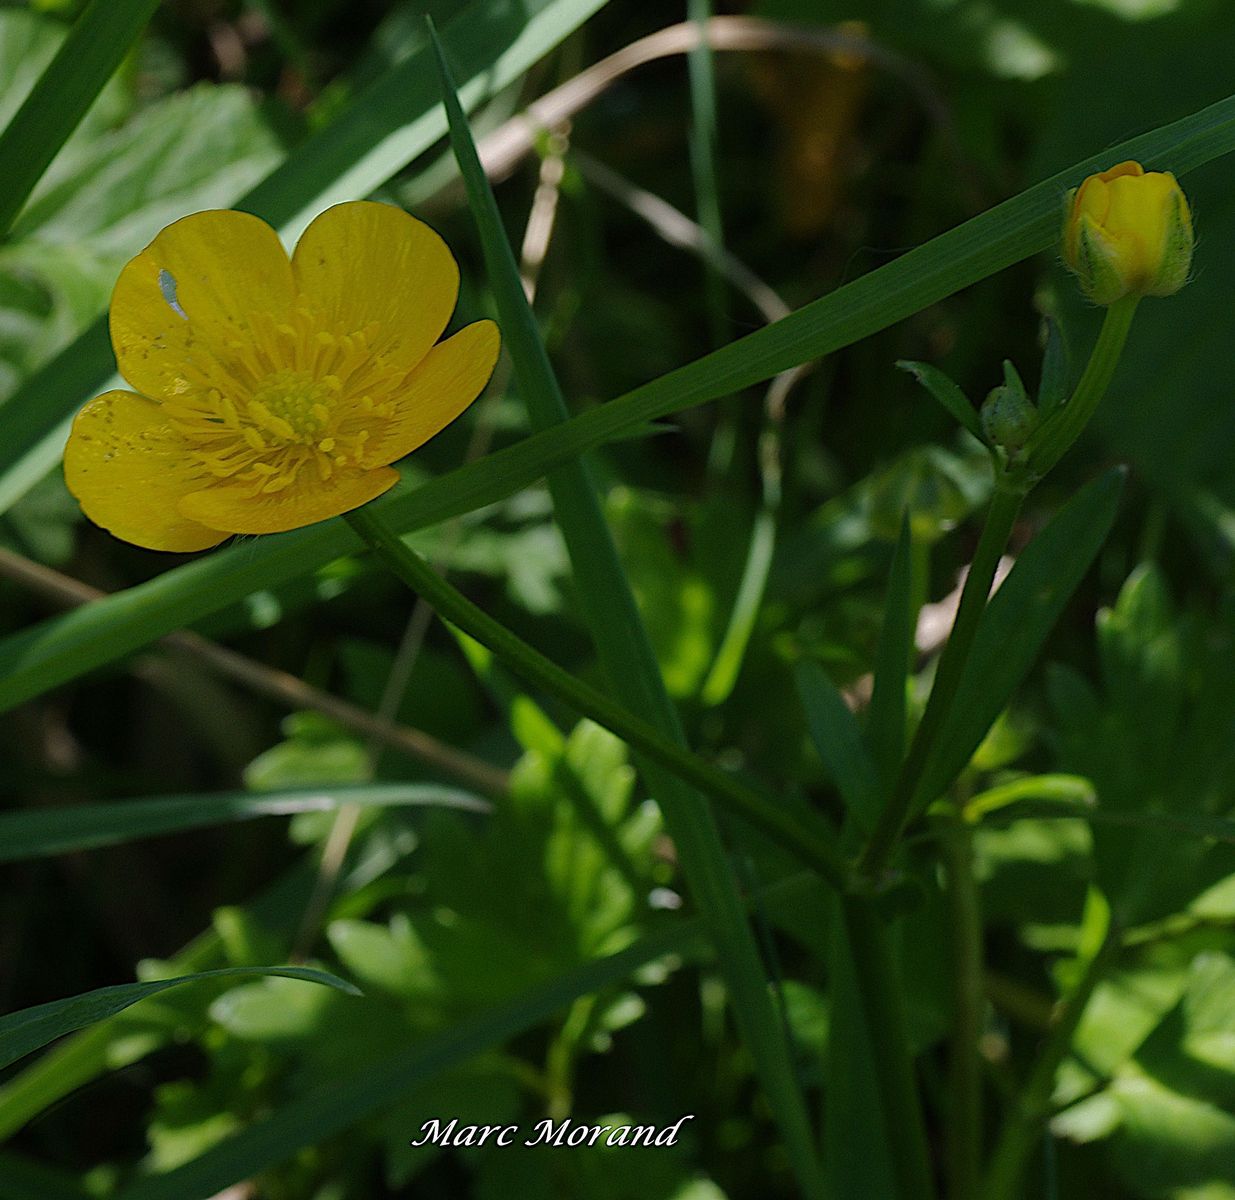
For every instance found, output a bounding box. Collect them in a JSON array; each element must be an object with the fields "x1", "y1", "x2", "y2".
[
  {"x1": 0, "y1": 546, "x2": 510, "y2": 798},
  {"x1": 475, "y1": 17, "x2": 961, "y2": 183}
]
